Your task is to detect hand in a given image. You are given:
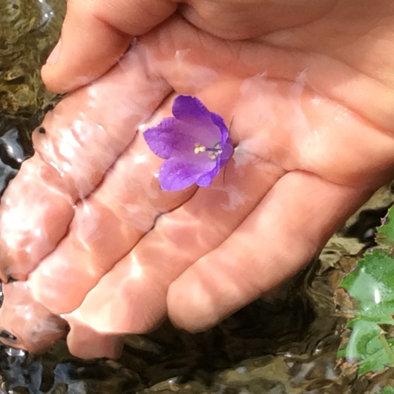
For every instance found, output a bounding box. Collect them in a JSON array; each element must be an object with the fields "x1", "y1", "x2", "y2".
[{"x1": 0, "y1": 0, "x2": 394, "y2": 359}]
